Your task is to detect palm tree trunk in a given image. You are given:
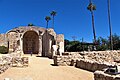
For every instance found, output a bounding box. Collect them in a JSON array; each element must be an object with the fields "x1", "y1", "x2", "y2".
[
  {"x1": 45, "y1": 22, "x2": 48, "y2": 56},
  {"x1": 52, "y1": 16, "x2": 54, "y2": 29},
  {"x1": 107, "y1": 0, "x2": 113, "y2": 50},
  {"x1": 46, "y1": 21, "x2": 48, "y2": 29},
  {"x1": 91, "y1": 10, "x2": 96, "y2": 43}
]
